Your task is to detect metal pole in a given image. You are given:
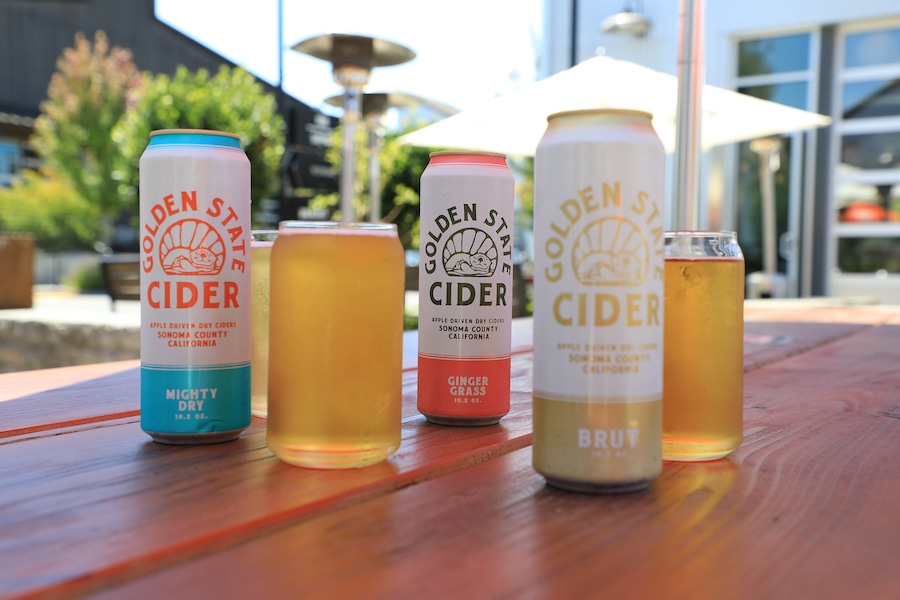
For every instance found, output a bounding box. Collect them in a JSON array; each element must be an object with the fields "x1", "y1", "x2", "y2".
[
  {"x1": 367, "y1": 113, "x2": 382, "y2": 223},
  {"x1": 760, "y1": 151, "x2": 777, "y2": 275},
  {"x1": 570, "y1": 0, "x2": 578, "y2": 67},
  {"x1": 340, "y1": 86, "x2": 361, "y2": 221},
  {"x1": 277, "y1": 0, "x2": 284, "y2": 93},
  {"x1": 751, "y1": 137, "x2": 782, "y2": 275},
  {"x1": 673, "y1": 0, "x2": 704, "y2": 230},
  {"x1": 275, "y1": 0, "x2": 286, "y2": 220}
]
